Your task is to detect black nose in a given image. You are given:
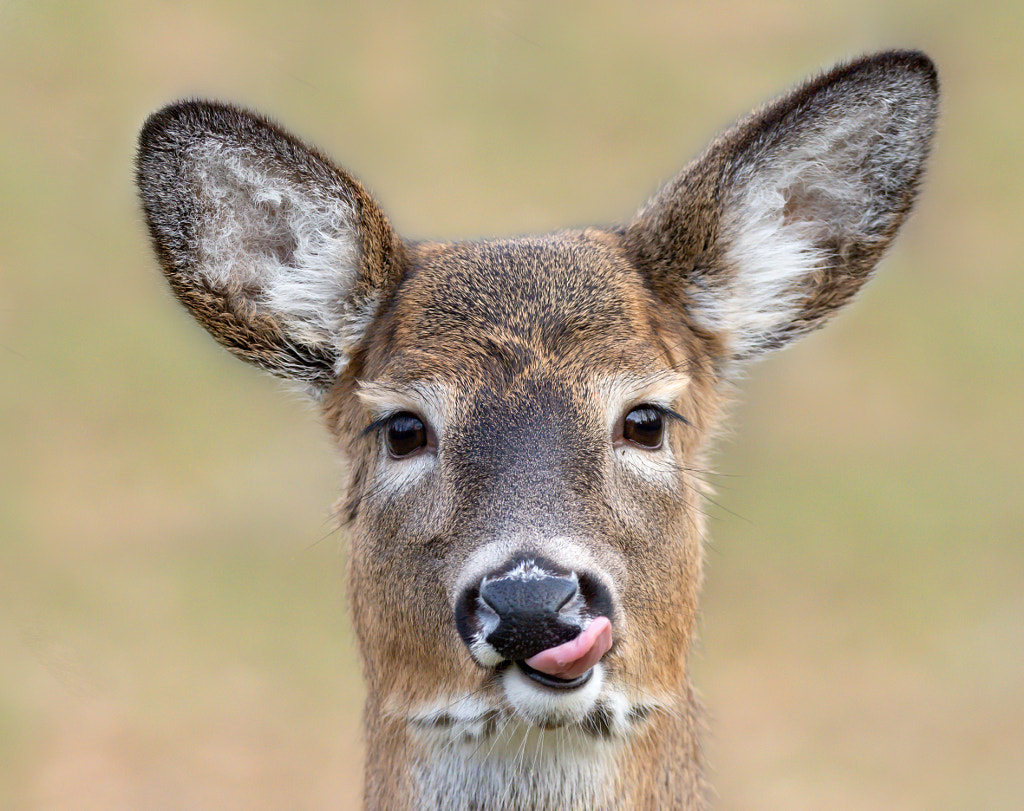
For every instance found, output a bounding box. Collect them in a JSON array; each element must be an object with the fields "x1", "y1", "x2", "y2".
[
  {"x1": 477, "y1": 574, "x2": 581, "y2": 661},
  {"x1": 479, "y1": 574, "x2": 577, "y2": 618}
]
